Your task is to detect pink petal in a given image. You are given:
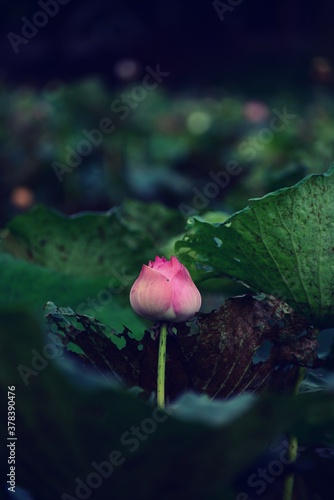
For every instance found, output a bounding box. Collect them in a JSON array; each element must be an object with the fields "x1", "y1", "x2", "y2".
[
  {"x1": 130, "y1": 265, "x2": 174, "y2": 321},
  {"x1": 149, "y1": 256, "x2": 163, "y2": 268},
  {"x1": 170, "y1": 267, "x2": 202, "y2": 322},
  {"x1": 152, "y1": 255, "x2": 183, "y2": 280}
]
